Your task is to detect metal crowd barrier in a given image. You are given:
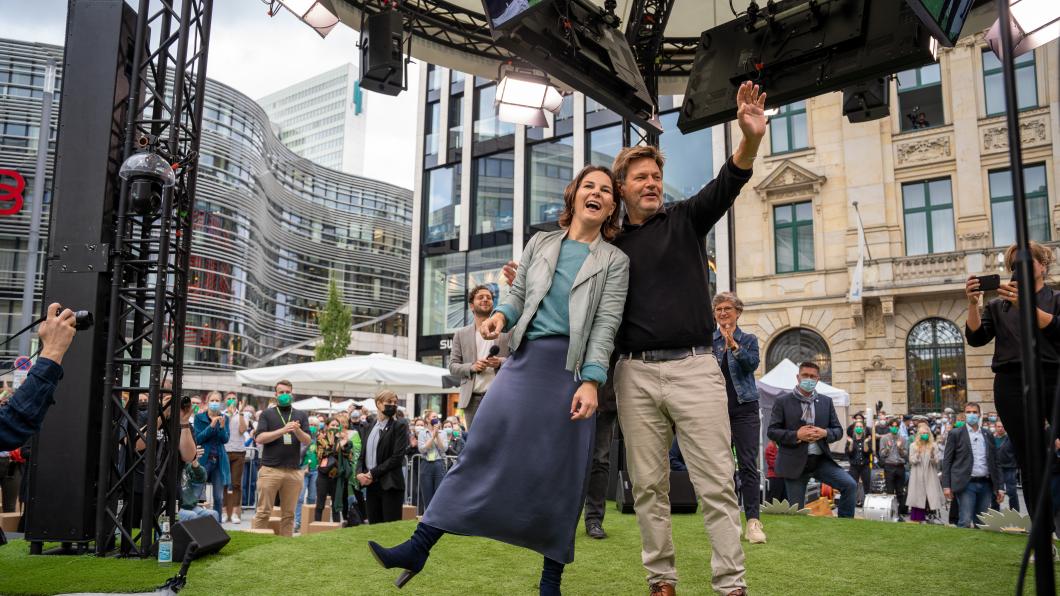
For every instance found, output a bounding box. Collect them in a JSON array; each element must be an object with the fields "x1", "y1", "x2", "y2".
[{"x1": 403, "y1": 454, "x2": 459, "y2": 512}]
